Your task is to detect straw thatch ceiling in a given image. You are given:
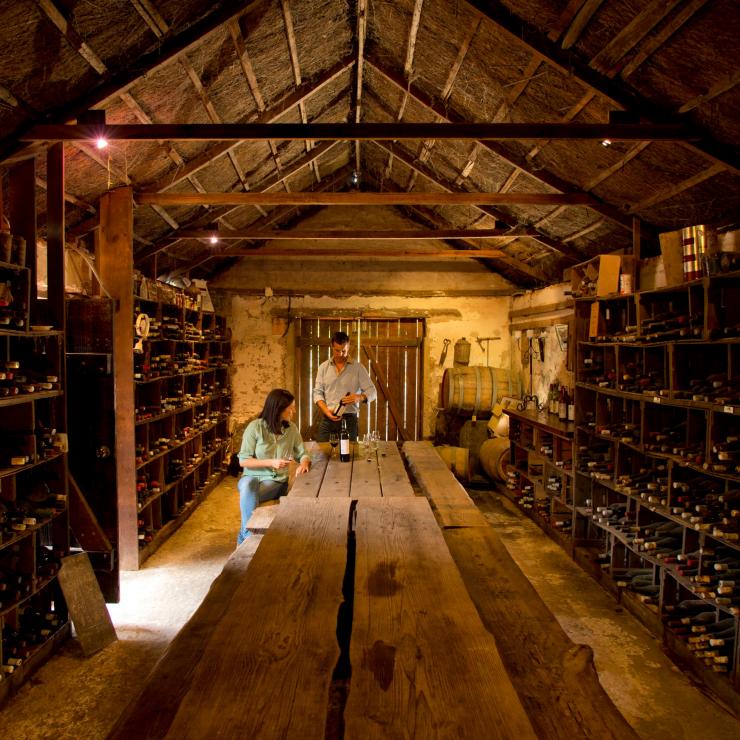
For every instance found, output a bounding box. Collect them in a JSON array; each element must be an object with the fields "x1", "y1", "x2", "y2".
[{"x1": 0, "y1": 0, "x2": 738, "y2": 290}]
